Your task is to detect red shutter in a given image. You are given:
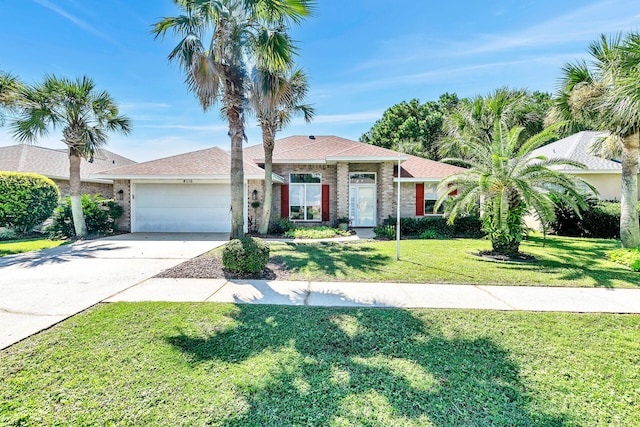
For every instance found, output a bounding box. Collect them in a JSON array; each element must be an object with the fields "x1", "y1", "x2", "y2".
[
  {"x1": 416, "y1": 183, "x2": 425, "y2": 216},
  {"x1": 322, "y1": 184, "x2": 330, "y2": 222},
  {"x1": 448, "y1": 184, "x2": 457, "y2": 196},
  {"x1": 281, "y1": 184, "x2": 289, "y2": 218}
]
